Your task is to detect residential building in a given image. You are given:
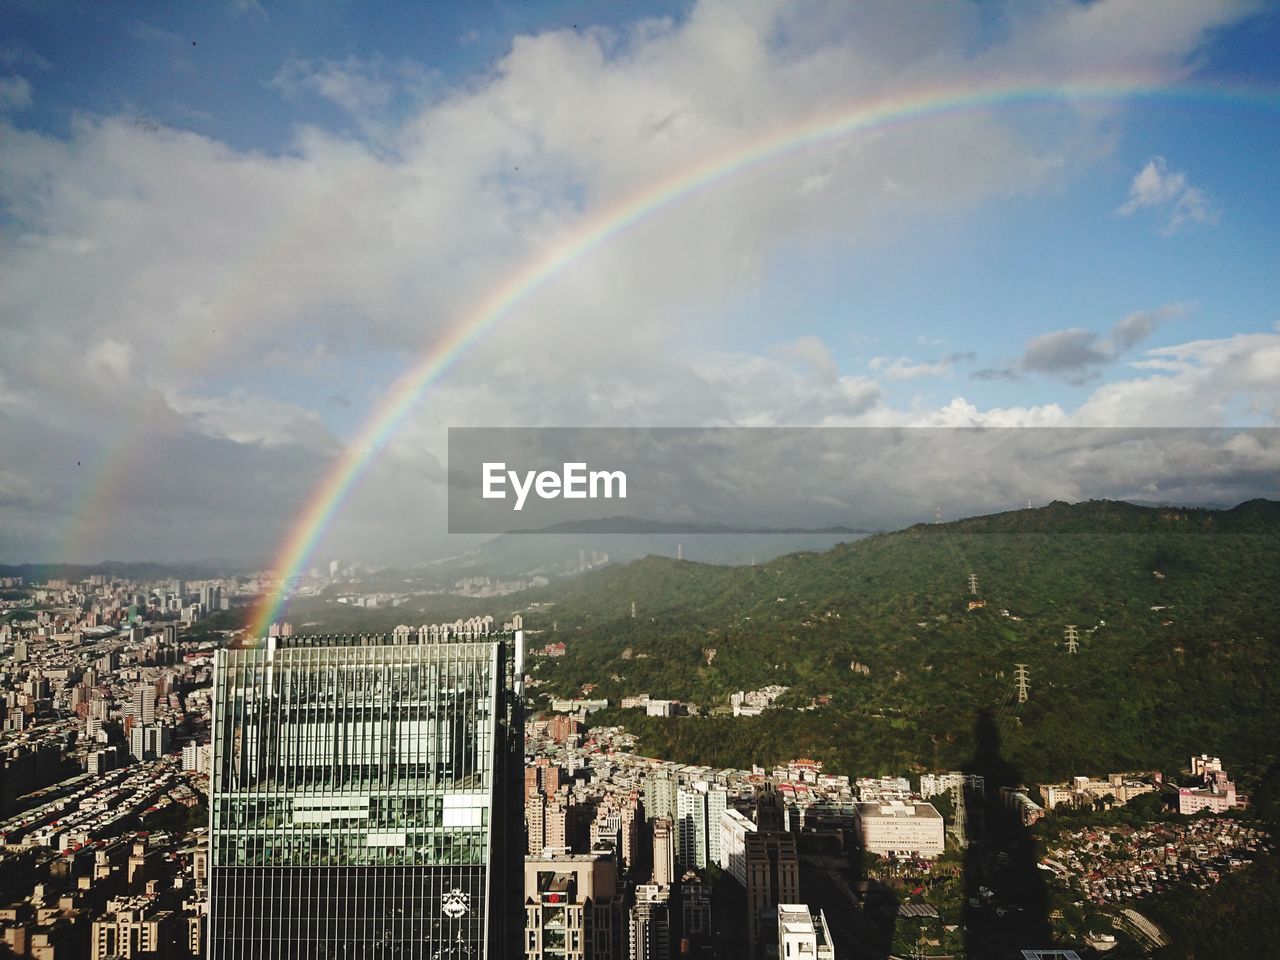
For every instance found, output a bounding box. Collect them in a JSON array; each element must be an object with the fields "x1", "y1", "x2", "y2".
[
  {"x1": 629, "y1": 884, "x2": 670, "y2": 960},
  {"x1": 718, "y1": 808, "x2": 757, "y2": 886},
  {"x1": 652, "y1": 819, "x2": 675, "y2": 886}
]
